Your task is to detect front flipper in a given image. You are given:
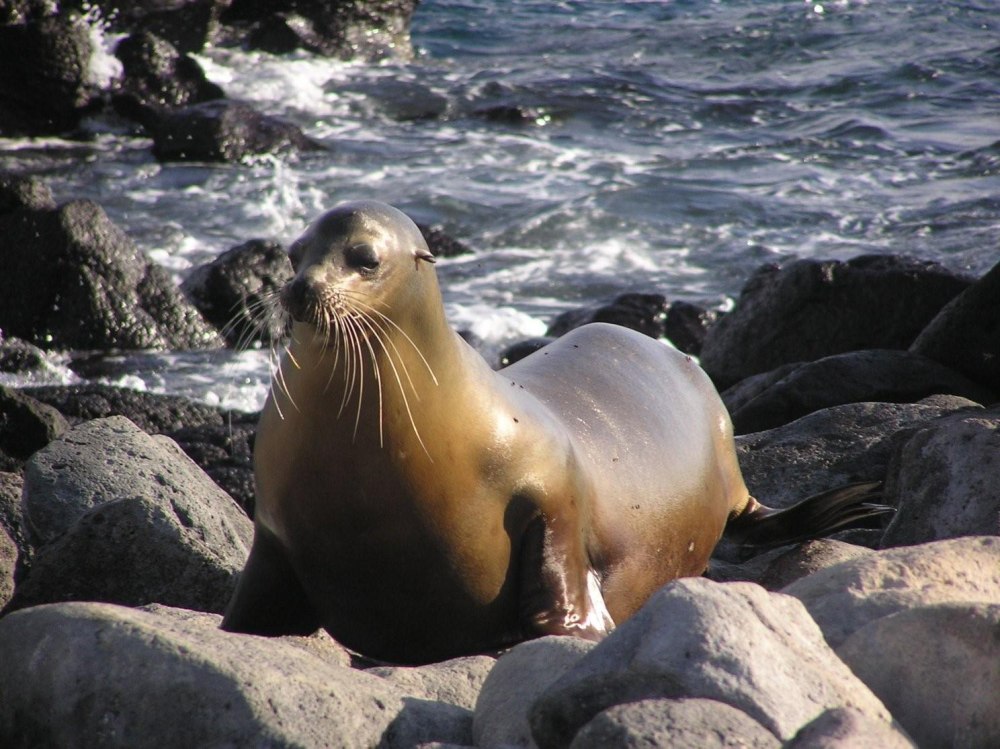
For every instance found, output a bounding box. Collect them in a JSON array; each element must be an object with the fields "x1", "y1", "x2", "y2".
[
  {"x1": 517, "y1": 513, "x2": 615, "y2": 642},
  {"x1": 221, "y1": 525, "x2": 321, "y2": 636}
]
